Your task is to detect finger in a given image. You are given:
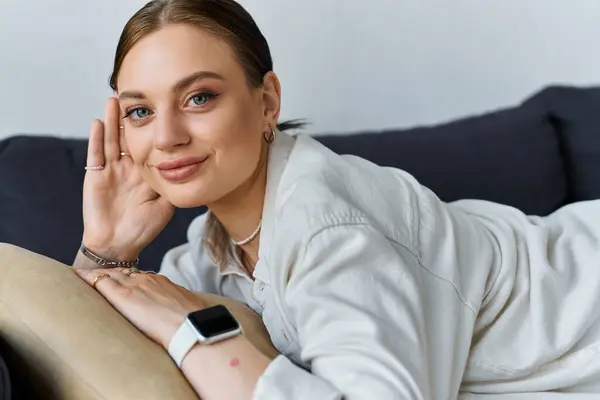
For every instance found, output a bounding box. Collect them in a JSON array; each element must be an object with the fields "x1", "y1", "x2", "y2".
[
  {"x1": 104, "y1": 97, "x2": 121, "y2": 162},
  {"x1": 75, "y1": 268, "x2": 123, "y2": 289},
  {"x1": 113, "y1": 99, "x2": 131, "y2": 157},
  {"x1": 108, "y1": 268, "x2": 137, "y2": 286},
  {"x1": 75, "y1": 267, "x2": 117, "y2": 284},
  {"x1": 105, "y1": 267, "x2": 154, "y2": 285},
  {"x1": 86, "y1": 119, "x2": 105, "y2": 169},
  {"x1": 117, "y1": 109, "x2": 131, "y2": 156},
  {"x1": 119, "y1": 130, "x2": 131, "y2": 157}
]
